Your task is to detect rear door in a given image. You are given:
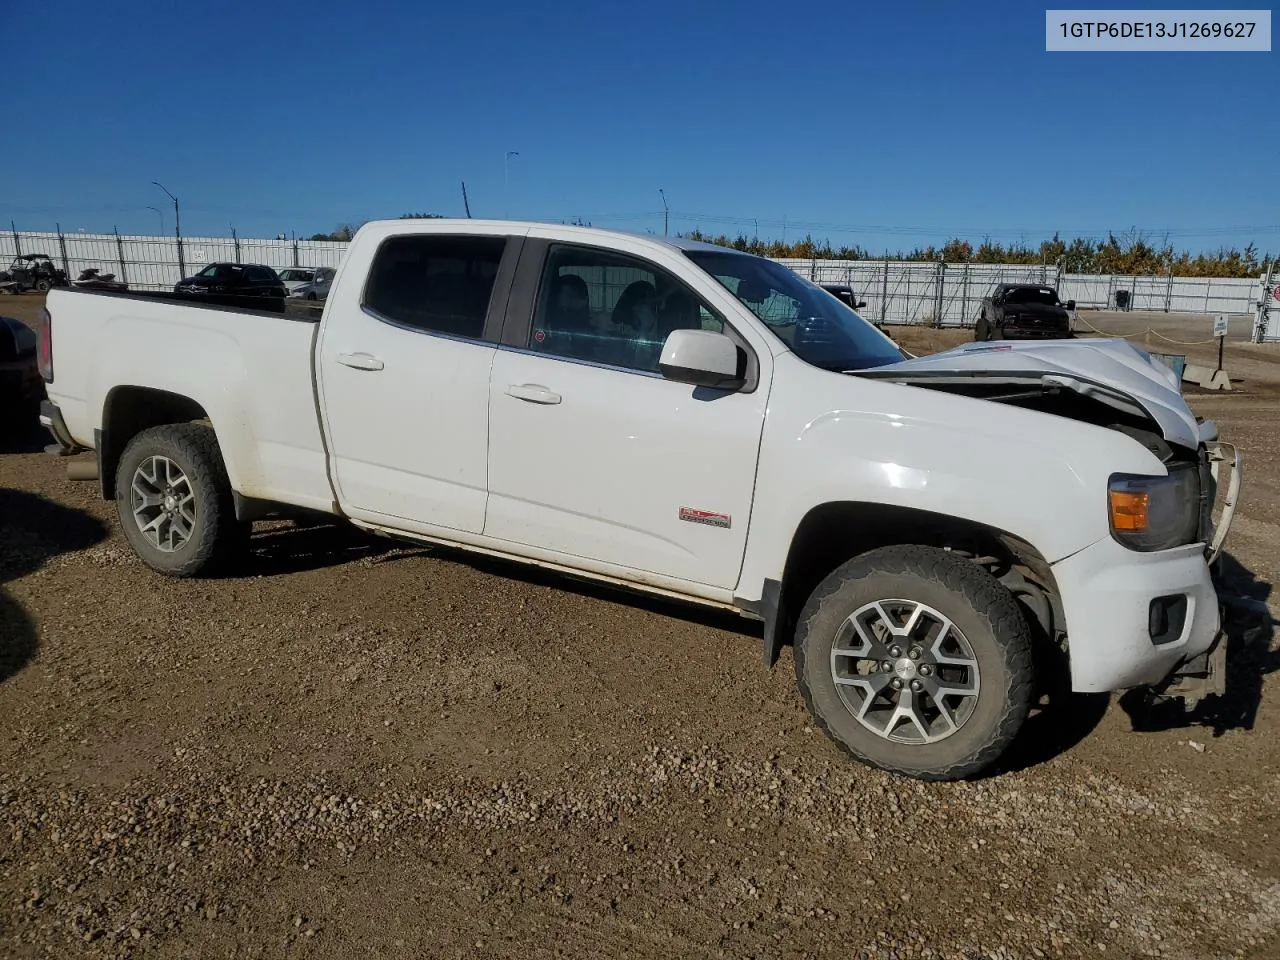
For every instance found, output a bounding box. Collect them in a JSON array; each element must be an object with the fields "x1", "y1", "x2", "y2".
[
  {"x1": 316, "y1": 230, "x2": 523, "y2": 534},
  {"x1": 483, "y1": 237, "x2": 770, "y2": 589}
]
